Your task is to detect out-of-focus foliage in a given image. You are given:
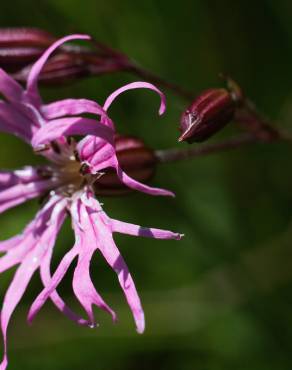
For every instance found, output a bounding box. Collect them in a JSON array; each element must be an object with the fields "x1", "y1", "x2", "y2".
[{"x1": 1, "y1": 0, "x2": 292, "y2": 369}]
